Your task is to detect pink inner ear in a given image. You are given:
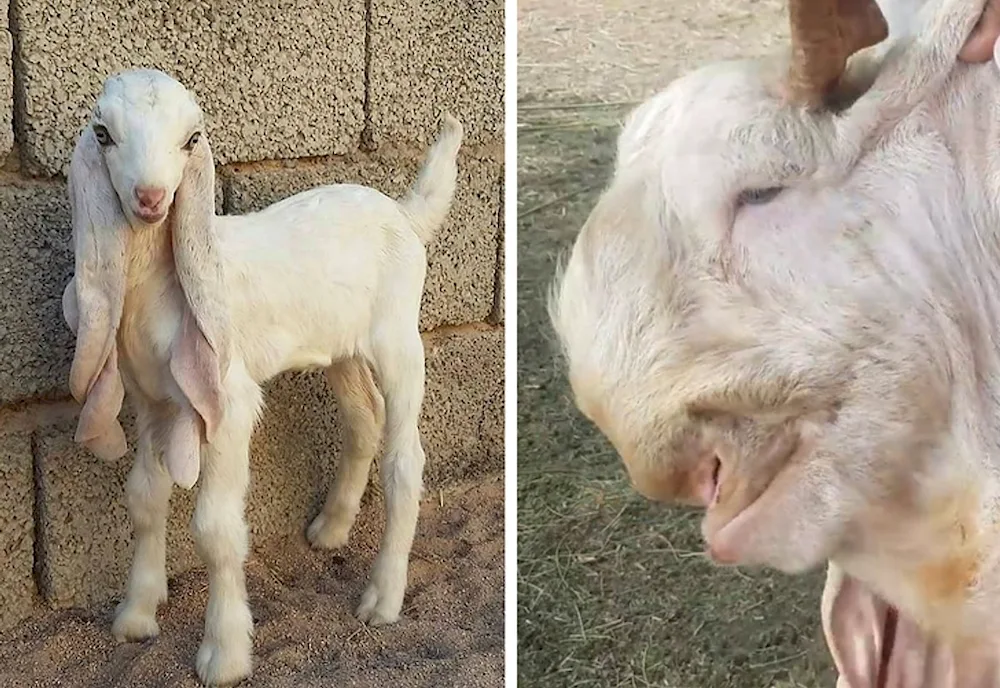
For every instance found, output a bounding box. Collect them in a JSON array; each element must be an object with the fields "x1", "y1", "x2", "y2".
[
  {"x1": 169, "y1": 309, "x2": 224, "y2": 444},
  {"x1": 822, "y1": 566, "x2": 890, "y2": 687},
  {"x1": 74, "y1": 346, "x2": 127, "y2": 461},
  {"x1": 820, "y1": 567, "x2": 1000, "y2": 687},
  {"x1": 164, "y1": 406, "x2": 201, "y2": 489}
]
